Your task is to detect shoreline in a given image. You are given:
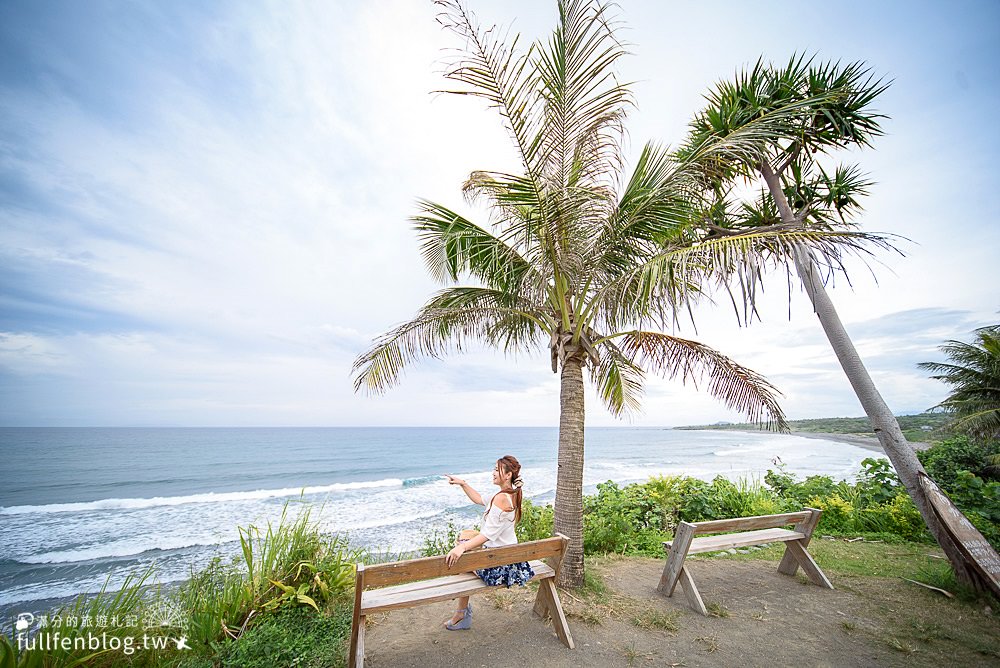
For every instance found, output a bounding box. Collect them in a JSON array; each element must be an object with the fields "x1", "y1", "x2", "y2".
[{"x1": 692, "y1": 428, "x2": 935, "y2": 454}]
